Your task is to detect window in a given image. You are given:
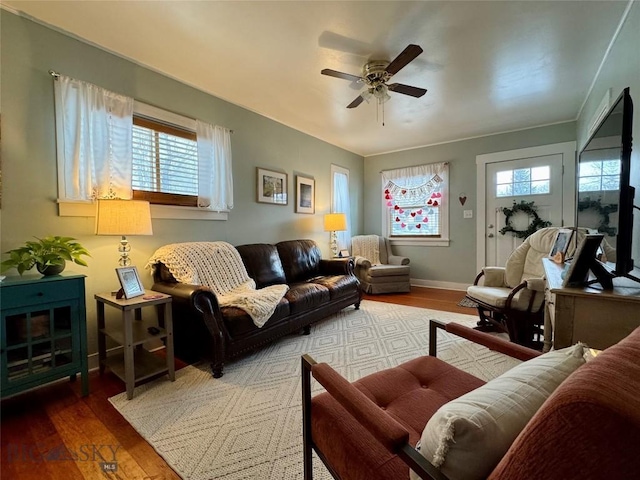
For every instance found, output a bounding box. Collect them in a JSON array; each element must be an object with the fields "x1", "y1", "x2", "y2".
[
  {"x1": 578, "y1": 159, "x2": 620, "y2": 192},
  {"x1": 496, "y1": 166, "x2": 550, "y2": 197},
  {"x1": 382, "y1": 163, "x2": 449, "y2": 246},
  {"x1": 331, "y1": 165, "x2": 351, "y2": 251},
  {"x1": 53, "y1": 76, "x2": 233, "y2": 219},
  {"x1": 132, "y1": 116, "x2": 198, "y2": 206}
]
